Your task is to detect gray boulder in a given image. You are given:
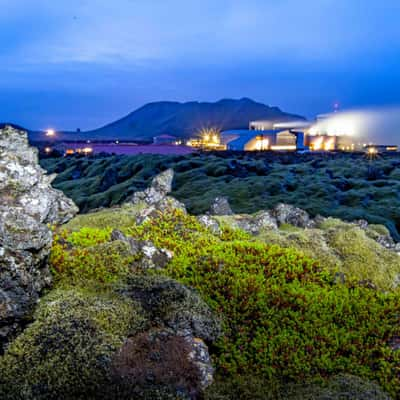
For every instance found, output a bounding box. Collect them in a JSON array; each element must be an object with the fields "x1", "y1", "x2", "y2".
[
  {"x1": 209, "y1": 196, "x2": 233, "y2": 216},
  {"x1": 111, "y1": 229, "x2": 173, "y2": 270},
  {"x1": 130, "y1": 169, "x2": 186, "y2": 221},
  {"x1": 272, "y1": 203, "x2": 312, "y2": 228},
  {"x1": 197, "y1": 215, "x2": 222, "y2": 235},
  {"x1": 132, "y1": 169, "x2": 174, "y2": 205},
  {"x1": 0, "y1": 126, "x2": 78, "y2": 351}
]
